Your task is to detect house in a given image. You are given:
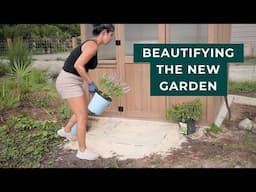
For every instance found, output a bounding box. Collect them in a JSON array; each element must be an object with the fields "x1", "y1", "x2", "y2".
[{"x1": 80, "y1": 24, "x2": 232, "y2": 125}]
